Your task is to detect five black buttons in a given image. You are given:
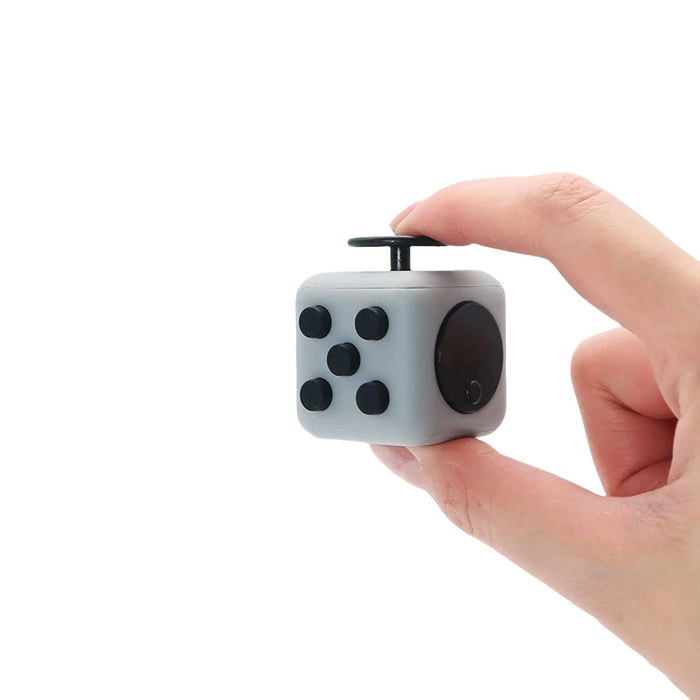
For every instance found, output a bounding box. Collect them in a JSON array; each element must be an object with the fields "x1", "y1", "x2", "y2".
[{"x1": 299, "y1": 305, "x2": 390, "y2": 413}]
